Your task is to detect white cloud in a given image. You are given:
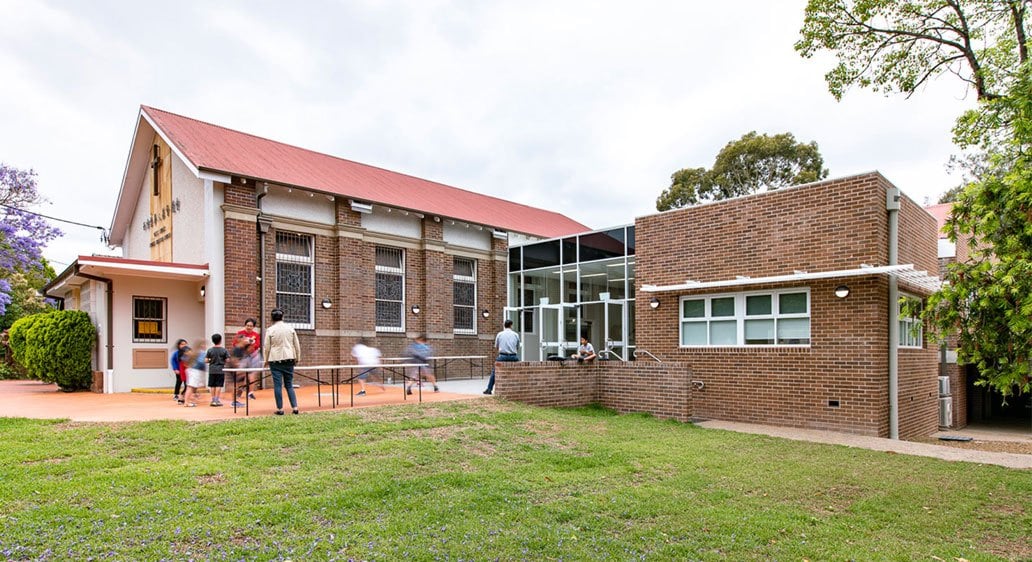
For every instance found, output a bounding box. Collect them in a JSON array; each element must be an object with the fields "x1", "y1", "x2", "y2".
[{"x1": 0, "y1": 0, "x2": 981, "y2": 266}]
